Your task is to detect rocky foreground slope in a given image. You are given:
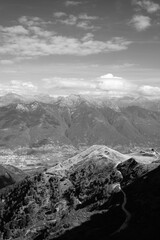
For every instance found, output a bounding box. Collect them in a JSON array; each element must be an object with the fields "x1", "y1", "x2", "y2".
[{"x1": 0, "y1": 145, "x2": 160, "y2": 240}]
